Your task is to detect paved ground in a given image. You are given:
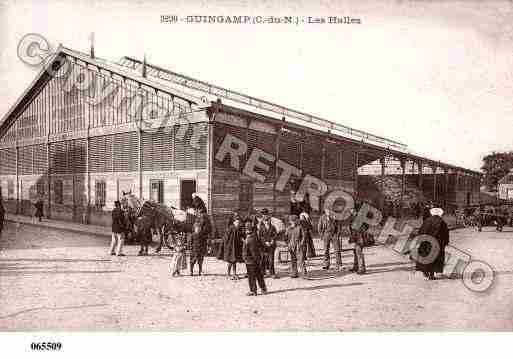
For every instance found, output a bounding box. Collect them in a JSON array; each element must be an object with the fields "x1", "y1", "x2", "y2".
[{"x1": 0, "y1": 221, "x2": 512, "y2": 331}]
